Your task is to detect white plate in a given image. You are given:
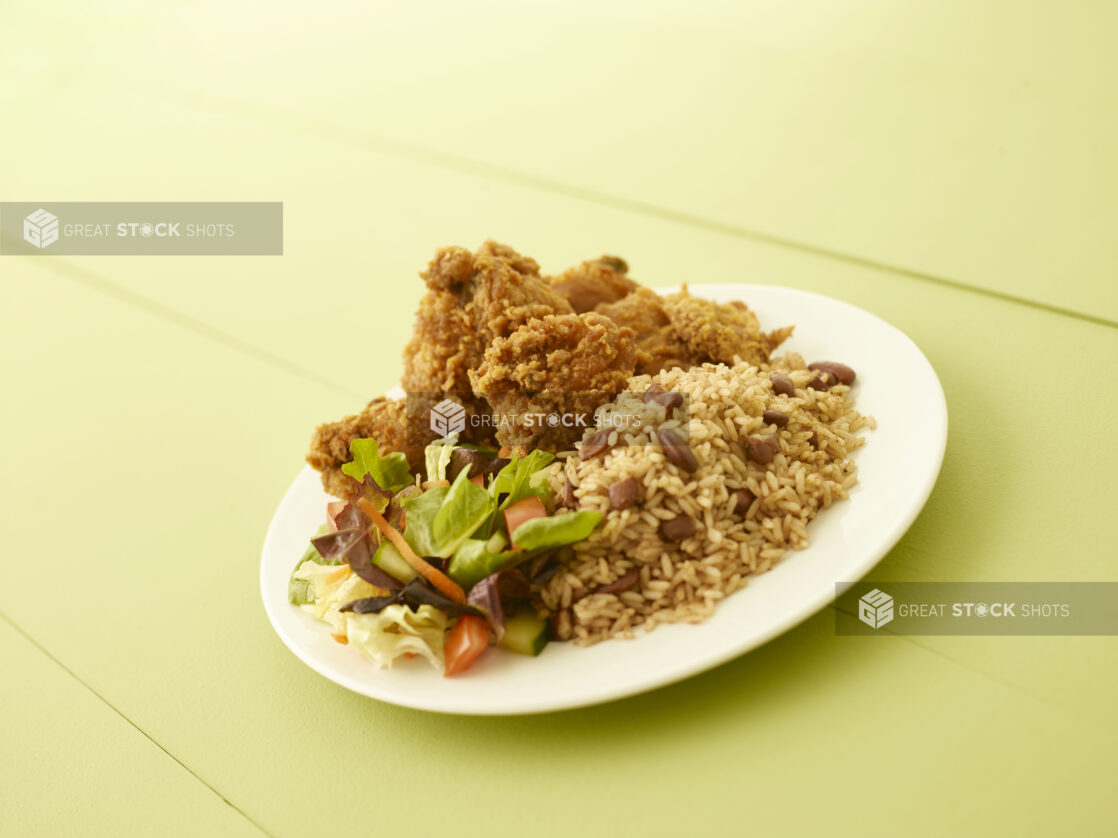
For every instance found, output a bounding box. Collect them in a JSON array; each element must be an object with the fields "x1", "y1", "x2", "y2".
[{"x1": 260, "y1": 284, "x2": 947, "y2": 714}]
